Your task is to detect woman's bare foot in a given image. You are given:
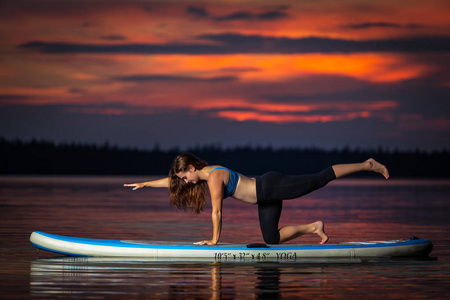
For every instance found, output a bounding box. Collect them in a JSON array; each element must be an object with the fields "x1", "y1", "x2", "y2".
[
  {"x1": 366, "y1": 158, "x2": 390, "y2": 179},
  {"x1": 313, "y1": 221, "x2": 329, "y2": 244}
]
